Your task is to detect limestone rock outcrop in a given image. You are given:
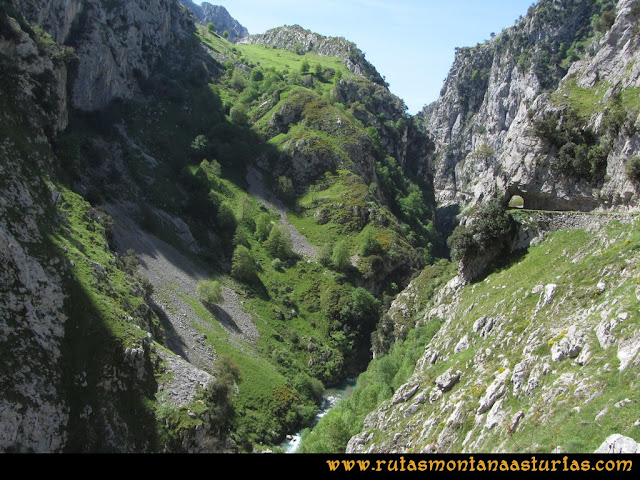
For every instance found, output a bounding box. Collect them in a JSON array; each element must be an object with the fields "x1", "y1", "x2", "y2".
[
  {"x1": 238, "y1": 24, "x2": 387, "y2": 86},
  {"x1": 15, "y1": 0, "x2": 193, "y2": 111},
  {"x1": 419, "y1": 0, "x2": 640, "y2": 214},
  {"x1": 179, "y1": 1, "x2": 248, "y2": 42}
]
